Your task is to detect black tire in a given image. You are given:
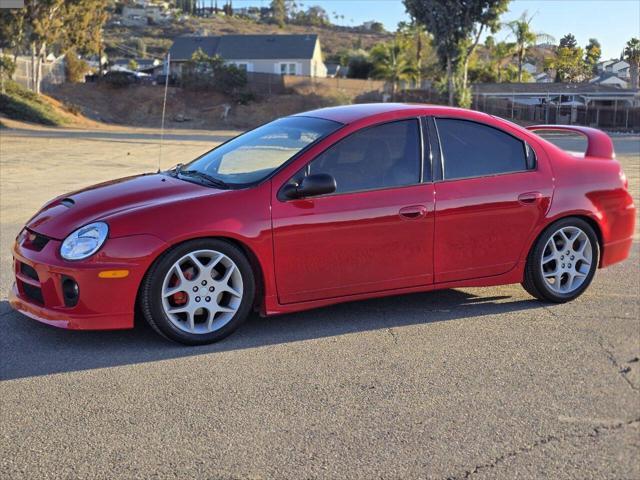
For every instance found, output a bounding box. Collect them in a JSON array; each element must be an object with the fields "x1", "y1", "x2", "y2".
[
  {"x1": 522, "y1": 217, "x2": 599, "y2": 303},
  {"x1": 140, "y1": 238, "x2": 255, "y2": 345}
]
